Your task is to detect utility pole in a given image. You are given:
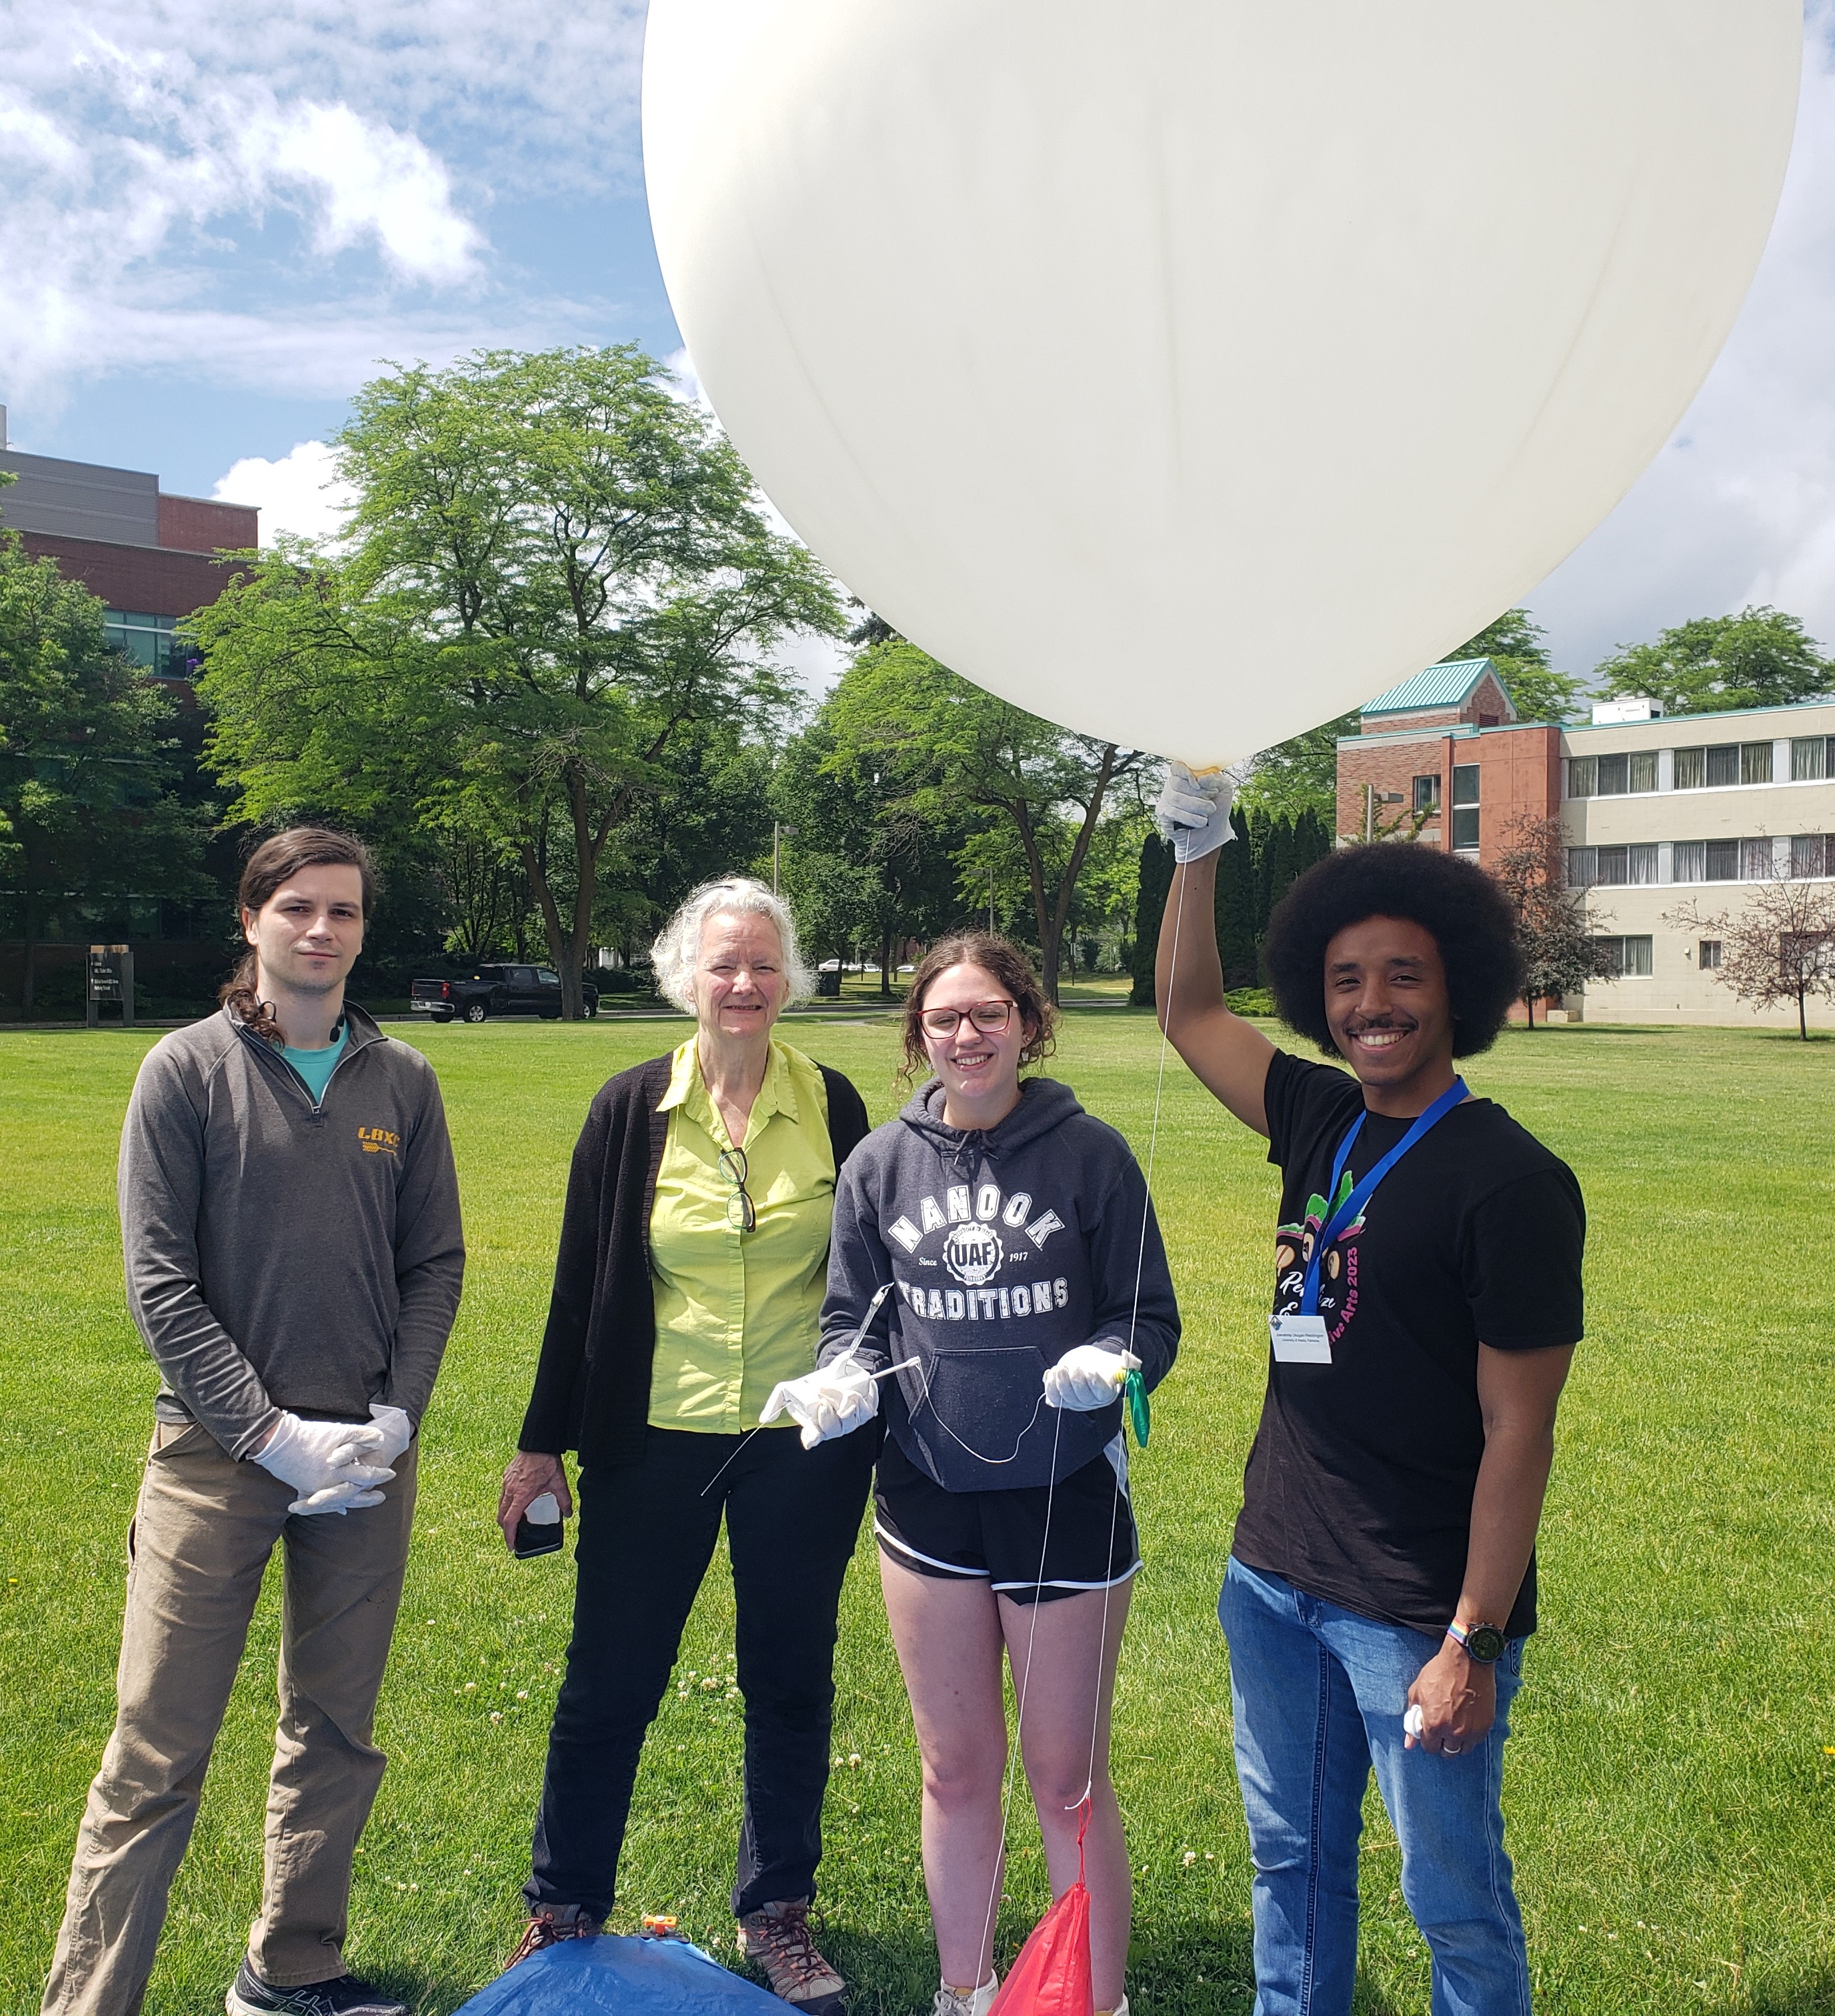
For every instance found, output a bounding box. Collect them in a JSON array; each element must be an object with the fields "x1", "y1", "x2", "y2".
[
  {"x1": 989, "y1": 869, "x2": 996, "y2": 934},
  {"x1": 772, "y1": 822, "x2": 798, "y2": 896}
]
